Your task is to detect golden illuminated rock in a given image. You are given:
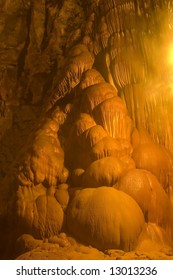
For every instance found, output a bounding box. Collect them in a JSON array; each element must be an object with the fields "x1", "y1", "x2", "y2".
[
  {"x1": 1, "y1": 0, "x2": 173, "y2": 260},
  {"x1": 81, "y1": 157, "x2": 126, "y2": 188},
  {"x1": 16, "y1": 186, "x2": 64, "y2": 239},
  {"x1": 16, "y1": 118, "x2": 66, "y2": 187},
  {"x1": 78, "y1": 69, "x2": 105, "y2": 91},
  {"x1": 46, "y1": 44, "x2": 94, "y2": 111},
  {"x1": 79, "y1": 124, "x2": 108, "y2": 150},
  {"x1": 117, "y1": 169, "x2": 171, "y2": 227},
  {"x1": 67, "y1": 187, "x2": 145, "y2": 251},
  {"x1": 93, "y1": 96, "x2": 133, "y2": 140},
  {"x1": 132, "y1": 142, "x2": 173, "y2": 192},
  {"x1": 80, "y1": 82, "x2": 118, "y2": 114},
  {"x1": 90, "y1": 136, "x2": 123, "y2": 161},
  {"x1": 54, "y1": 184, "x2": 69, "y2": 211},
  {"x1": 70, "y1": 113, "x2": 96, "y2": 139}
]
